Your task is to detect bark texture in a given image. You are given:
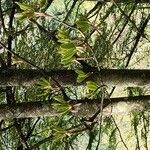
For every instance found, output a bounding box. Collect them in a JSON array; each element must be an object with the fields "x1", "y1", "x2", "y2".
[
  {"x1": 0, "y1": 96, "x2": 150, "y2": 119},
  {"x1": 0, "y1": 69, "x2": 149, "y2": 87},
  {"x1": 0, "y1": 101, "x2": 57, "y2": 119},
  {"x1": 76, "y1": 95, "x2": 150, "y2": 118}
]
